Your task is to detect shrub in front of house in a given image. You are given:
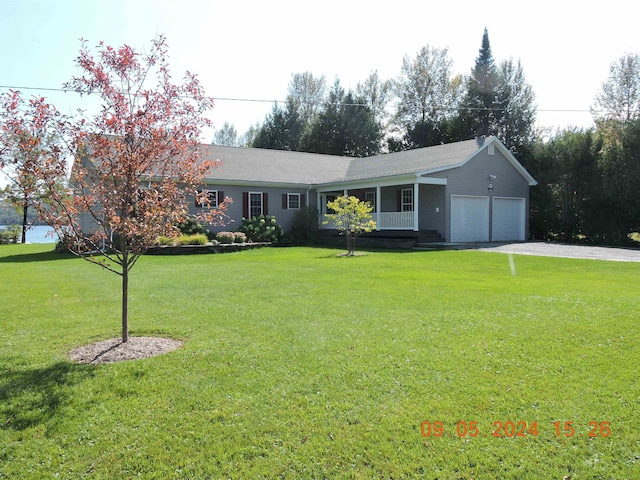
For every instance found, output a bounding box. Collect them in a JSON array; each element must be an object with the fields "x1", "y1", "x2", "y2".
[
  {"x1": 289, "y1": 206, "x2": 320, "y2": 246},
  {"x1": 233, "y1": 232, "x2": 247, "y2": 244},
  {"x1": 178, "y1": 234, "x2": 208, "y2": 245},
  {"x1": 205, "y1": 228, "x2": 217, "y2": 242},
  {"x1": 156, "y1": 235, "x2": 177, "y2": 246},
  {"x1": 216, "y1": 231, "x2": 235, "y2": 244},
  {"x1": 177, "y1": 219, "x2": 206, "y2": 236},
  {"x1": 238, "y1": 214, "x2": 284, "y2": 244}
]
